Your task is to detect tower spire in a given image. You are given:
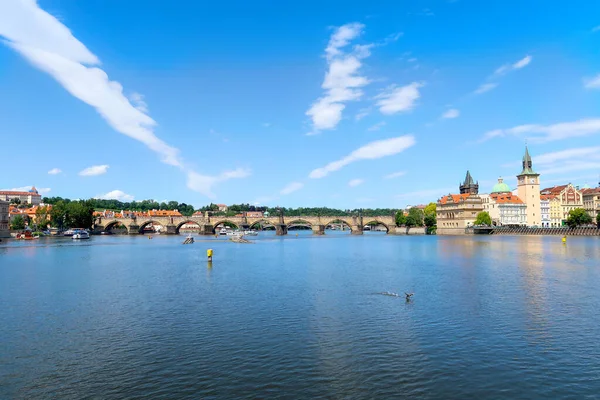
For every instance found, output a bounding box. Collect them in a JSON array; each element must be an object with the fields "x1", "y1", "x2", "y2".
[{"x1": 520, "y1": 146, "x2": 536, "y2": 175}]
